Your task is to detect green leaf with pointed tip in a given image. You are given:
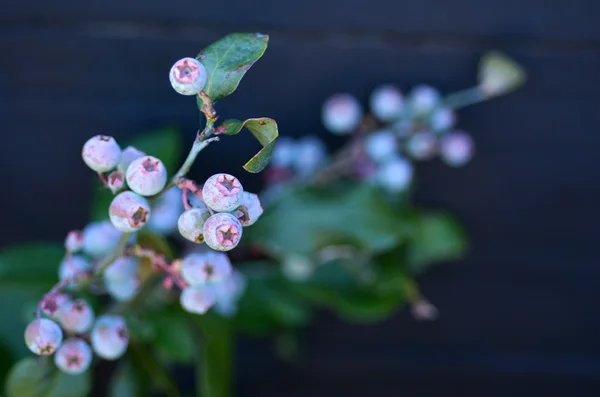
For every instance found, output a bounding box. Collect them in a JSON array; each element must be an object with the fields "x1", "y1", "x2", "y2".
[
  {"x1": 216, "y1": 117, "x2": 279, "y2": 173},
  {"x1": 5, "y1": 357, "x2": 91, "y2": 397},
  {"x1": 196, "y1": 33, "x2": 269, "y2": 101},
  {"x1": 90, "y1": 128, "x2": 181, "y2": 221},
  {"x1": 479, "y1": 51, "x2": 526, "y2": 96}
]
